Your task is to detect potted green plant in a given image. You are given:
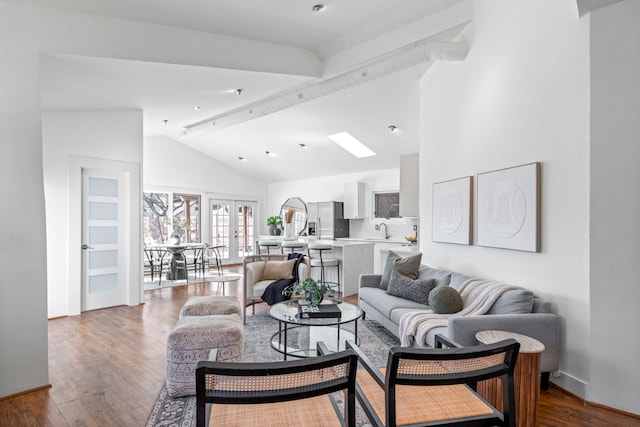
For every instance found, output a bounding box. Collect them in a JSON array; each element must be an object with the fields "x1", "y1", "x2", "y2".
[
  {"x1": 266, "y1": 215, "x2": 282, "y2": 236},
  {"x1": 285, "y1": 277, "x2": 329, "y2": 307}
]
